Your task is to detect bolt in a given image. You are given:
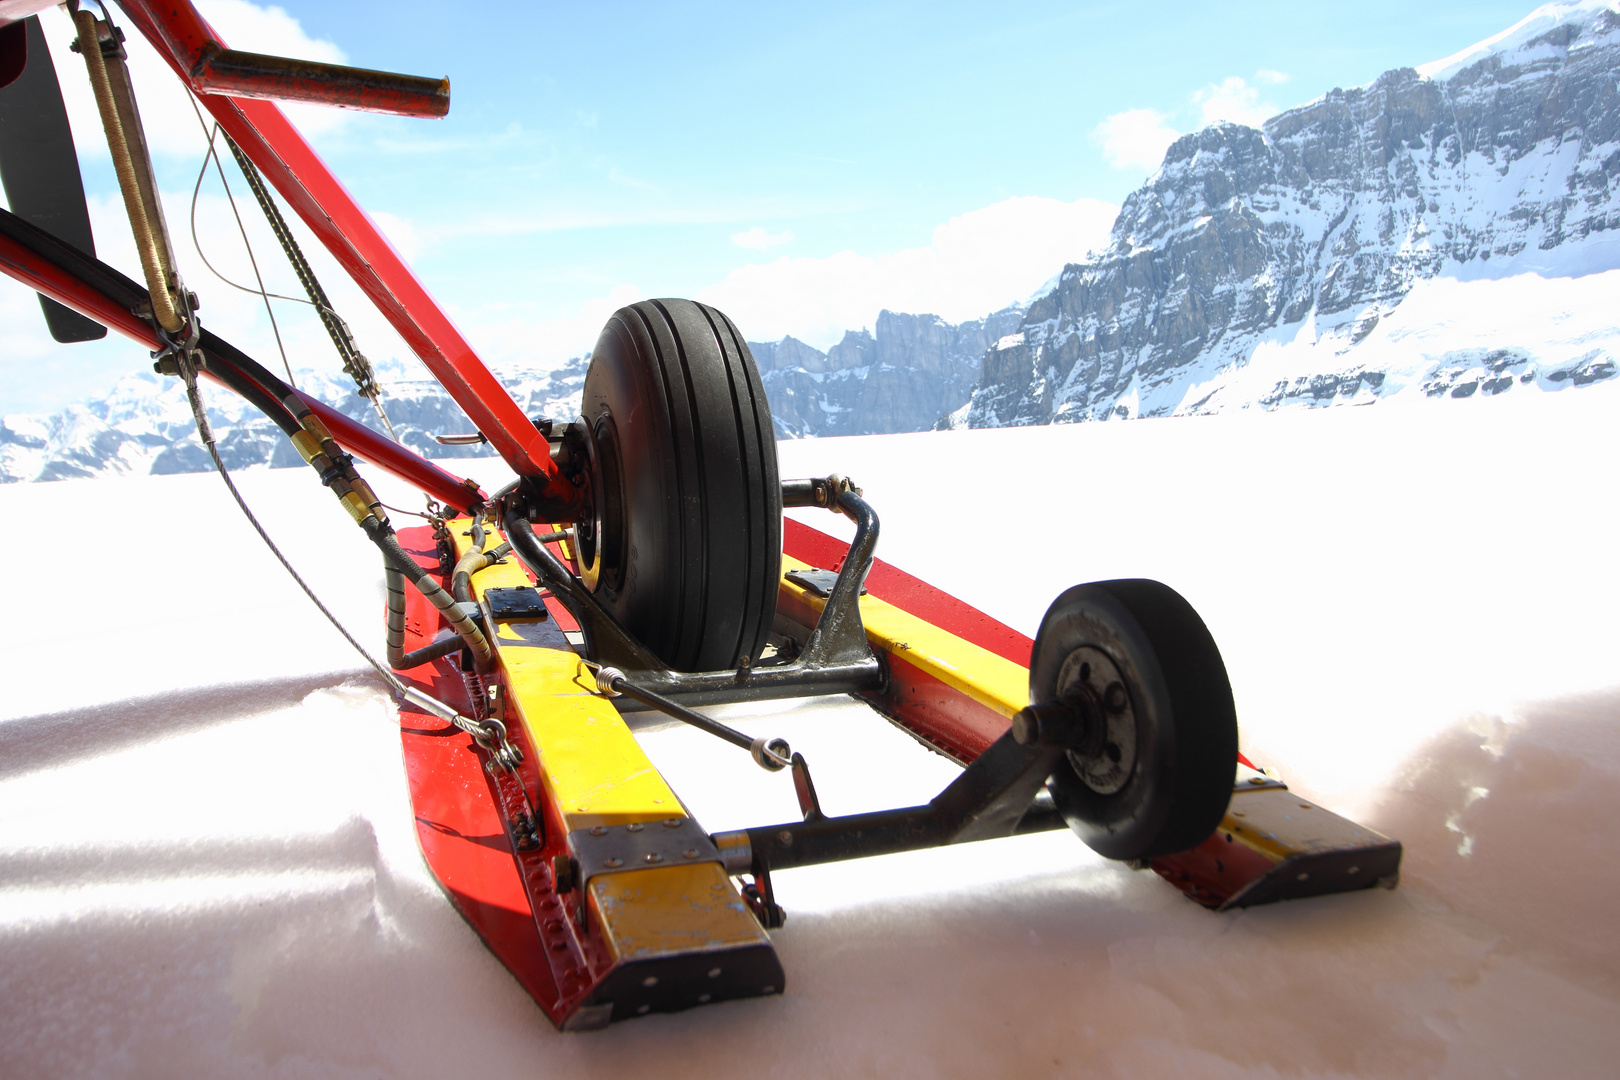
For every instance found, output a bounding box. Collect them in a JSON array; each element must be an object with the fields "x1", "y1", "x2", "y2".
[
  {"x1": 589, "y1": 826, "x2": 607, "y2": 836},
  {"x1": 698, "y1": 993, "x2": 712, "y2": 1004},
  {"x1": 1104, "y1": 682, "x2": 1128, "y2": 713},
  {"x1": 682, "y1": 849, "x2": 700, "y2": 859},
  {"x1": 642, "y1": 976, "x2": 658, "y2": 988},
  {"x1": 604, "y1": 857, "x2": 622, "y2": 868},
  {"x1": 626, "y1": 822, "x2": 644, "y2": 833},
  {"x1": 1010, "y1": 707, "x2": 1039, "y2": 746},
  {"x1": 777, "y1": 830, "x2": 794, "y2": 846},
  {"x1": 663, "y1": 818, "x2": 683, "y2": 828},
  {"x1": 708, "y1": 967, "x2": 722, "y2": 978},
  {"x1": 645, "y1": 853, "x2": 663, "y2": 863}
]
